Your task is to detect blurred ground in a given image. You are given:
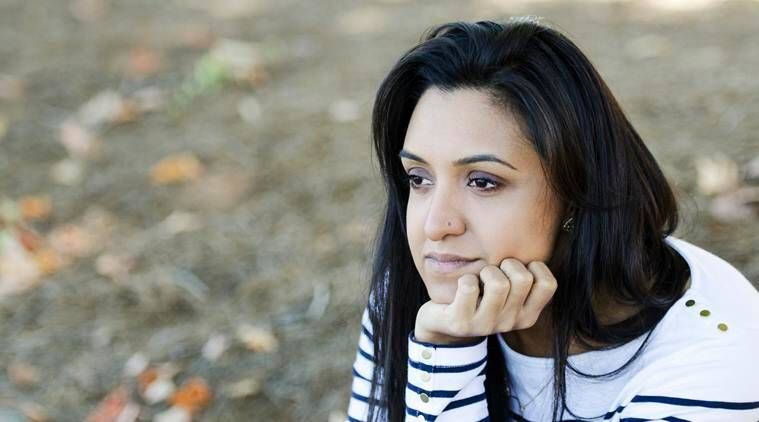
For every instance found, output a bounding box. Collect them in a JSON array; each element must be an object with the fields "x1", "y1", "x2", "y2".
[{"x1": 0, "y1": 0, "x2": 758, "y2": 421}]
